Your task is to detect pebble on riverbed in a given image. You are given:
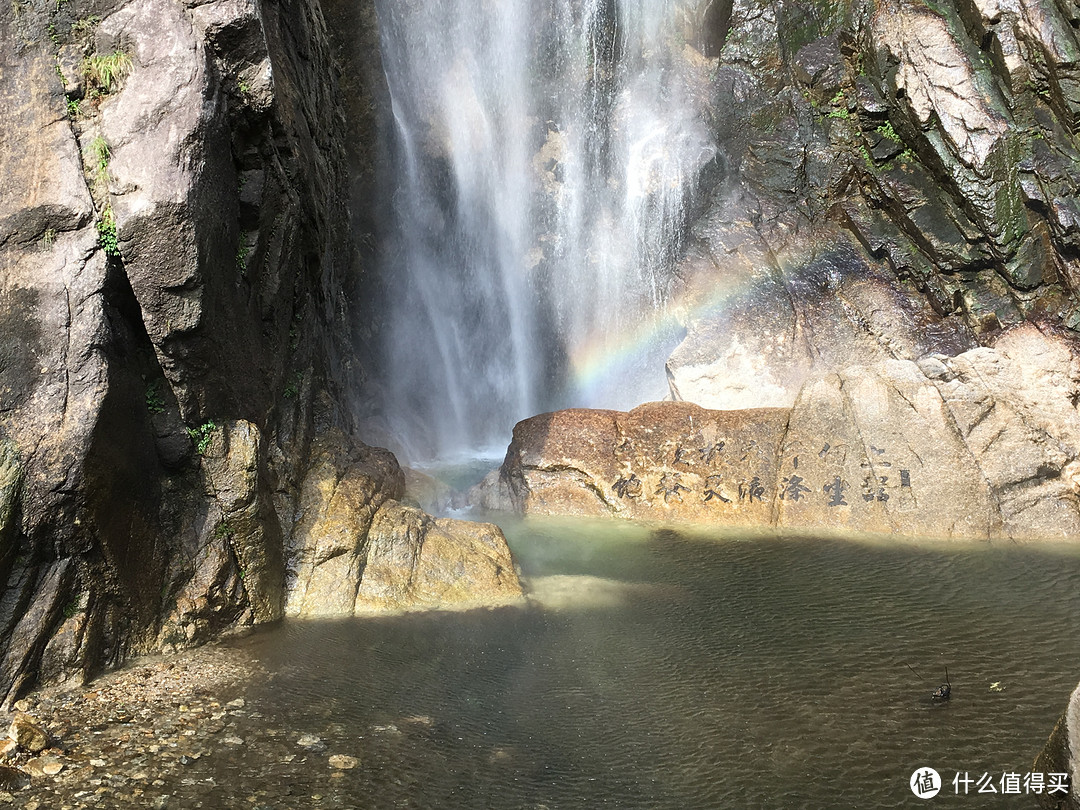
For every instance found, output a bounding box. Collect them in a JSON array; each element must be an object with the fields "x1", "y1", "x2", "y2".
[
  {"x1": 8, "y1": 716, "x2": 48, "y2": 753},
  {"x1": 0, "y1": 645, "x2": 265, "y2": 805},
  {"x1": 328, "y1": 754, "x2": 358, "y2": 770}
]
